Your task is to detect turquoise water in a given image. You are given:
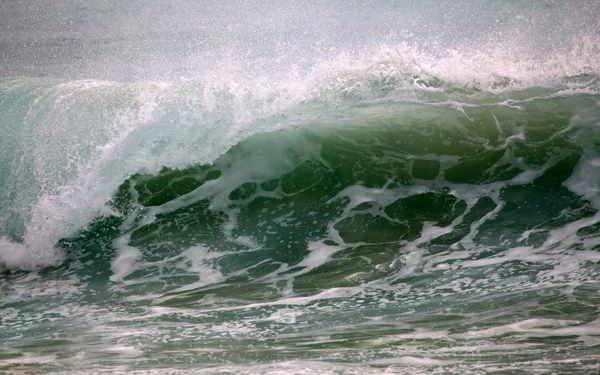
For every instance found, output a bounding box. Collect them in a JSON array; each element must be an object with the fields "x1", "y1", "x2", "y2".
[{"x1": 1, "y1": 1, "x2": 600, "y2": 374}]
